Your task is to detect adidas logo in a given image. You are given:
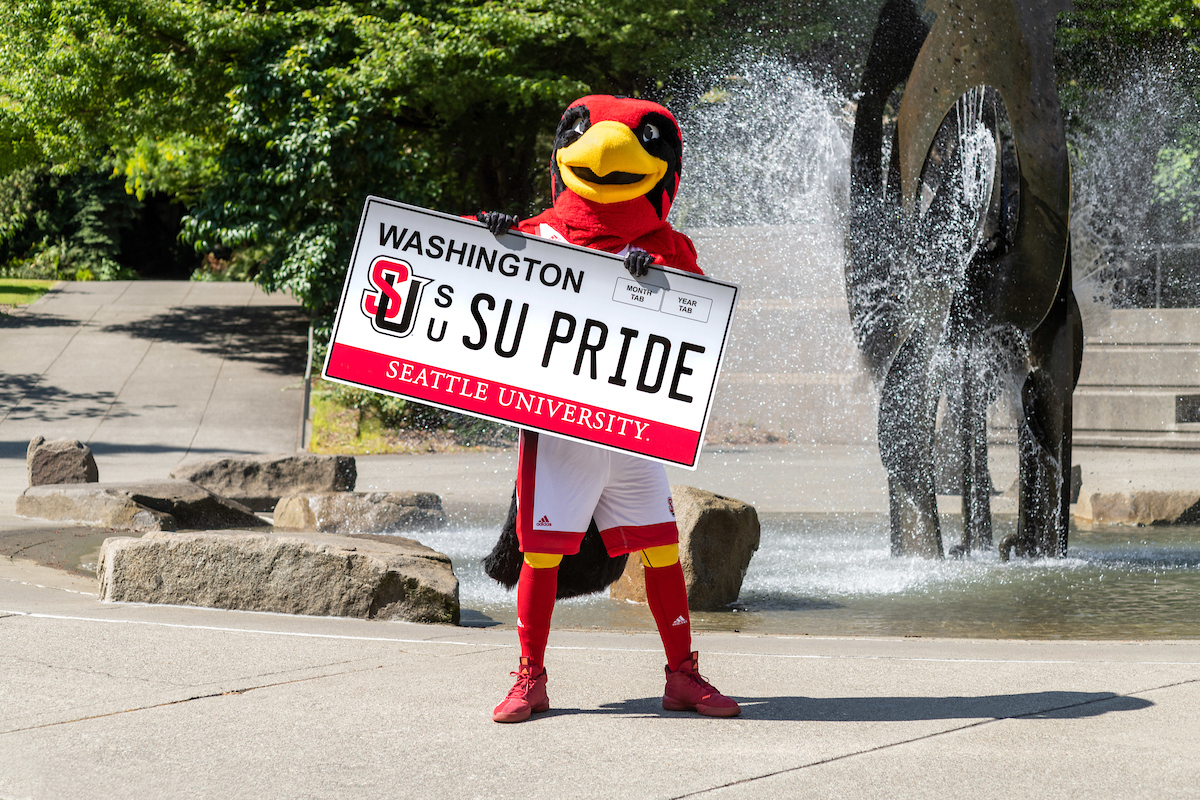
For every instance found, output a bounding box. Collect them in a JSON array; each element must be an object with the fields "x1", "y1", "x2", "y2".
[
  {"x1": 536, "y1": 515, "x2": 551, "y2": 527},
  {"x1": 517, "y1": 617, "x2": 524, "y2": 628},
  {"x1": 671, "y1": 615, "x2": 688, "y2": 627}
]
